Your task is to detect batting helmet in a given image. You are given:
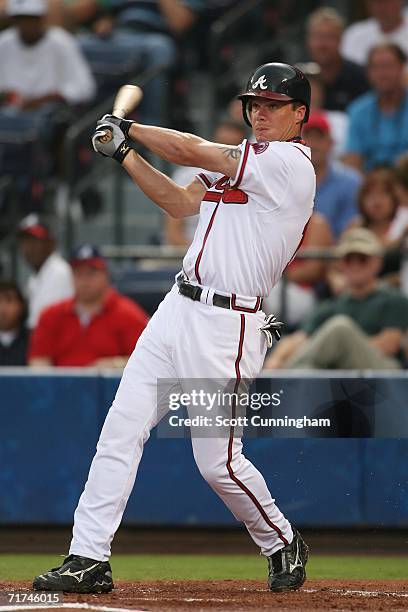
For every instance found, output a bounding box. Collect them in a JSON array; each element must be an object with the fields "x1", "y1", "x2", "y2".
[{"x1": 238, "y1": 63, "x2": 311, "y2": 127}]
